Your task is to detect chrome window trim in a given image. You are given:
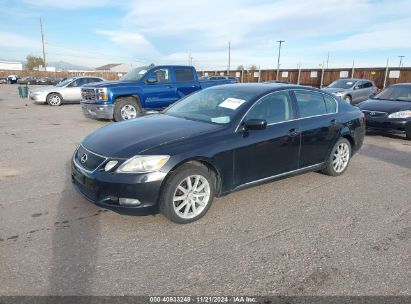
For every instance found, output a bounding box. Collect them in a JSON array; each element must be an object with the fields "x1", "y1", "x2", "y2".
[
  {"x1": 235, "y1": 163, "x2": 323, "y2": 189},
  {"x1": 235, "y1": 88, "x2": 339, "y2": 132}
]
